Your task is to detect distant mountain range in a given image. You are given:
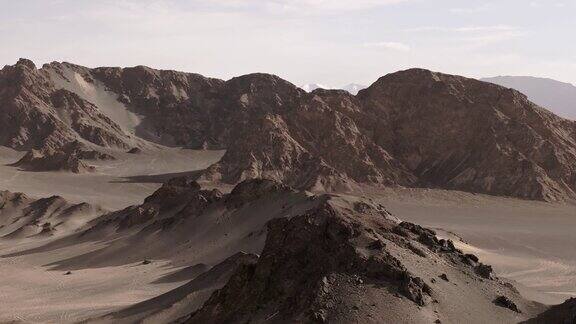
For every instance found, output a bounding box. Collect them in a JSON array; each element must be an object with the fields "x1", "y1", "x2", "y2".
[
  {"x1": 481, "y1": 76, "x2": 576, "y2": 120},
  {"x1": 300, "y1": 83, "x2": 367, "y2": 95},
  {"x1": 300, "y1": 83, "x2": 328, "y2": 92}
]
